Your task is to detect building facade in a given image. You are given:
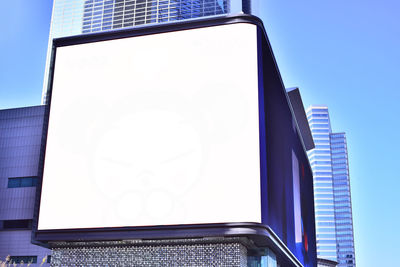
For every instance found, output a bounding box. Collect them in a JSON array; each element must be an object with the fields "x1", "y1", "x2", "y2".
[
  {"x1": 0, "y1": 106, "x2": 50, "y2": 266},
  {"x1": 307, "y1": 106, "x2": 356, "y2": 267}
]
